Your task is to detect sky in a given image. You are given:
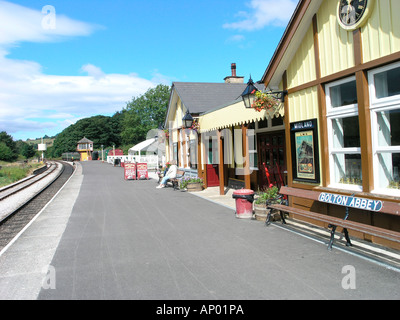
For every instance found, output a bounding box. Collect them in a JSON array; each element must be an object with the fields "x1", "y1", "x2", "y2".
[{"x1": 0, "y1": 0, "x2": 298, "y2": 141}]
